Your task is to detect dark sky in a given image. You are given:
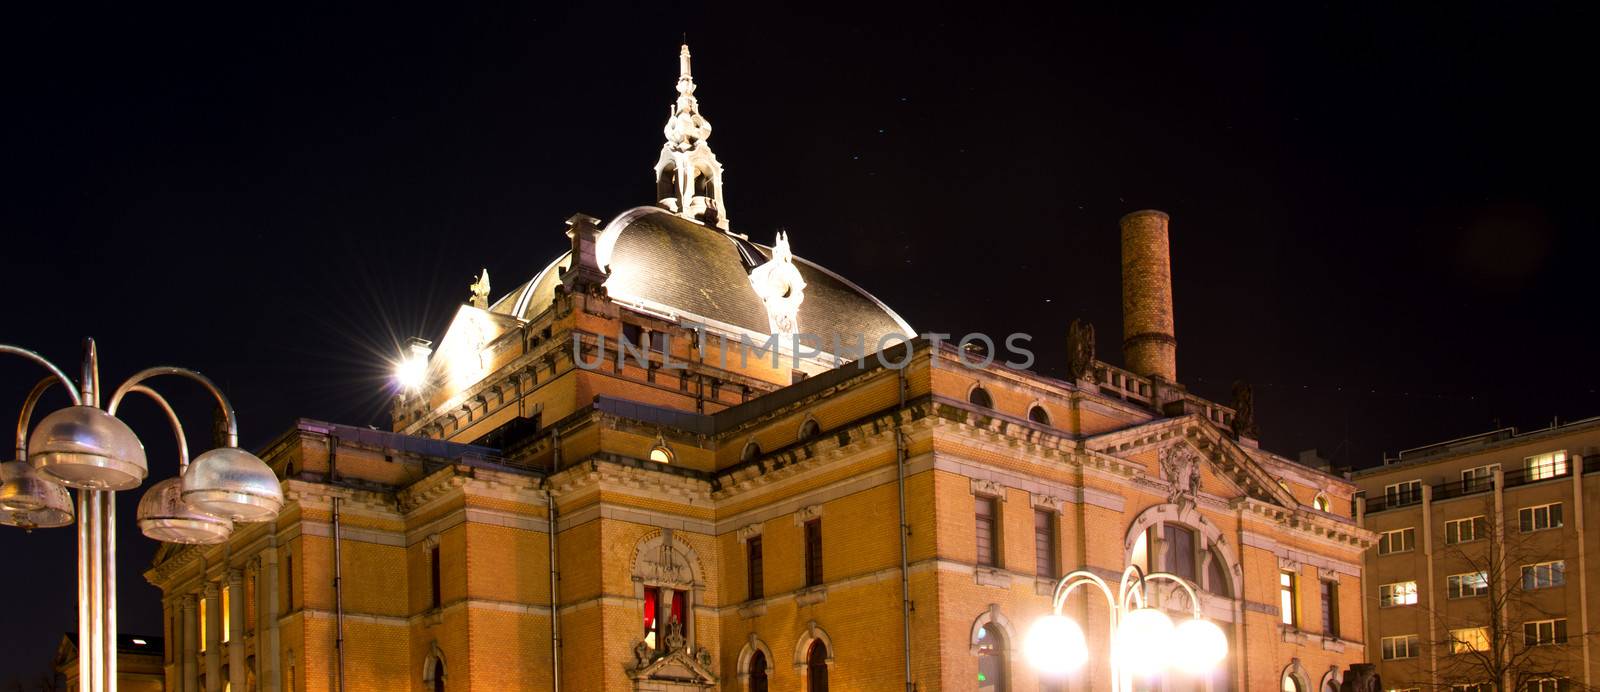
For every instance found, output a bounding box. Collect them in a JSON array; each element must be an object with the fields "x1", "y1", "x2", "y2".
[{"x1": 2, "y1": 1, "x2": 1595, "y2": 681}]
